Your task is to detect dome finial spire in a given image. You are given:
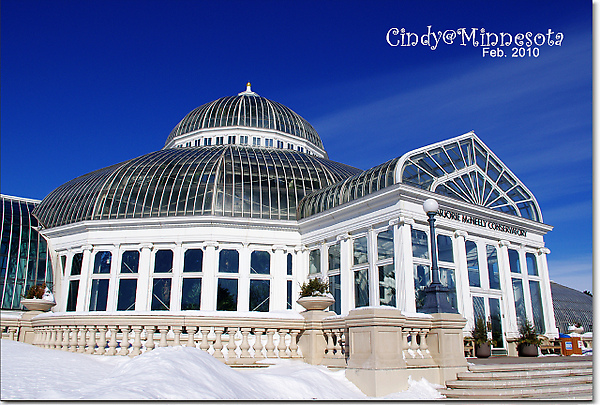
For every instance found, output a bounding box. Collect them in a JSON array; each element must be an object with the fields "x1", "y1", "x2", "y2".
[
  {"x1": 239, "y1": 82, "x2": 257, "y2": 96},
  {"x1": 246, "y1": 82, "x2": 251, "y2": 92}
]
